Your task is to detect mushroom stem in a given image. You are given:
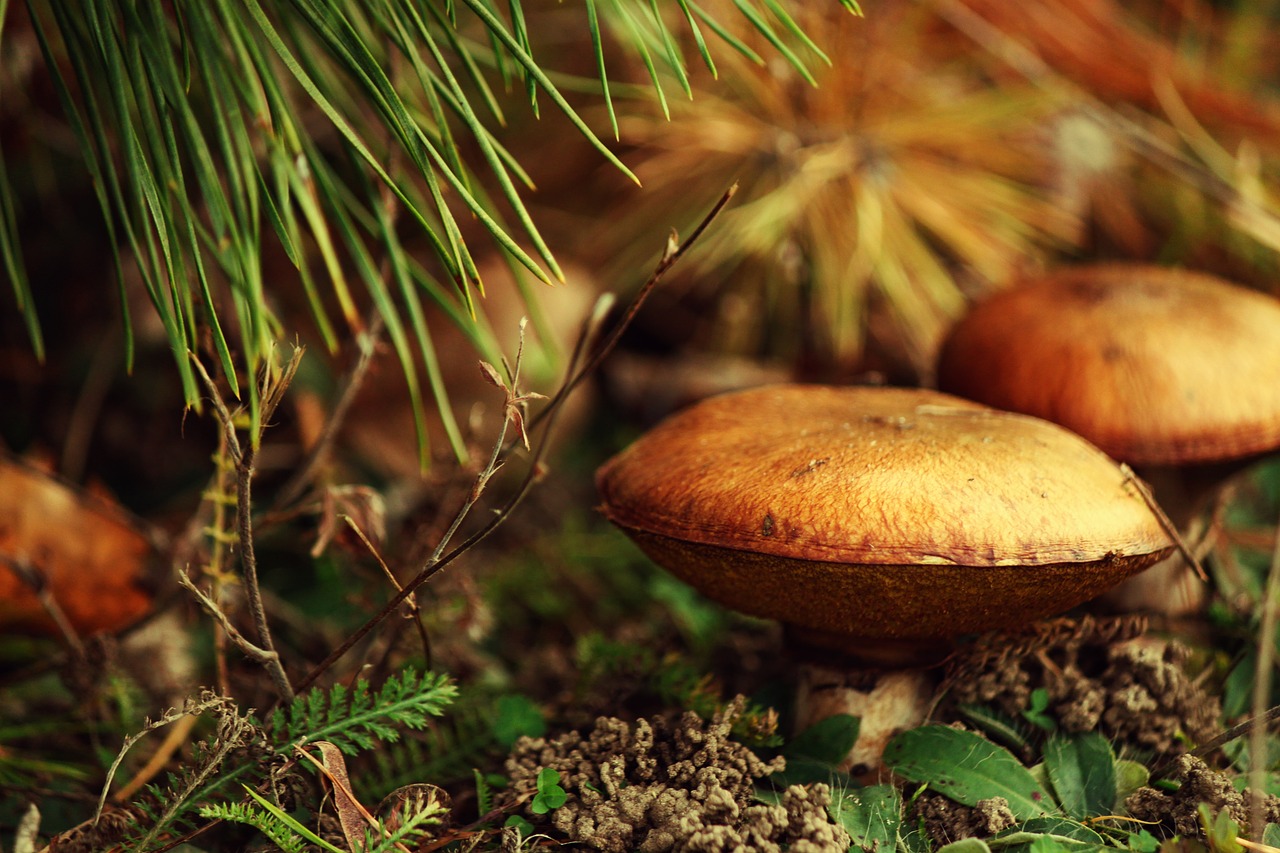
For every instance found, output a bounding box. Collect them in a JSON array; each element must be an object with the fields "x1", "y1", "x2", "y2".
[{"x1": 793, "y1": 661, "x2": 936, "y2": 782}]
